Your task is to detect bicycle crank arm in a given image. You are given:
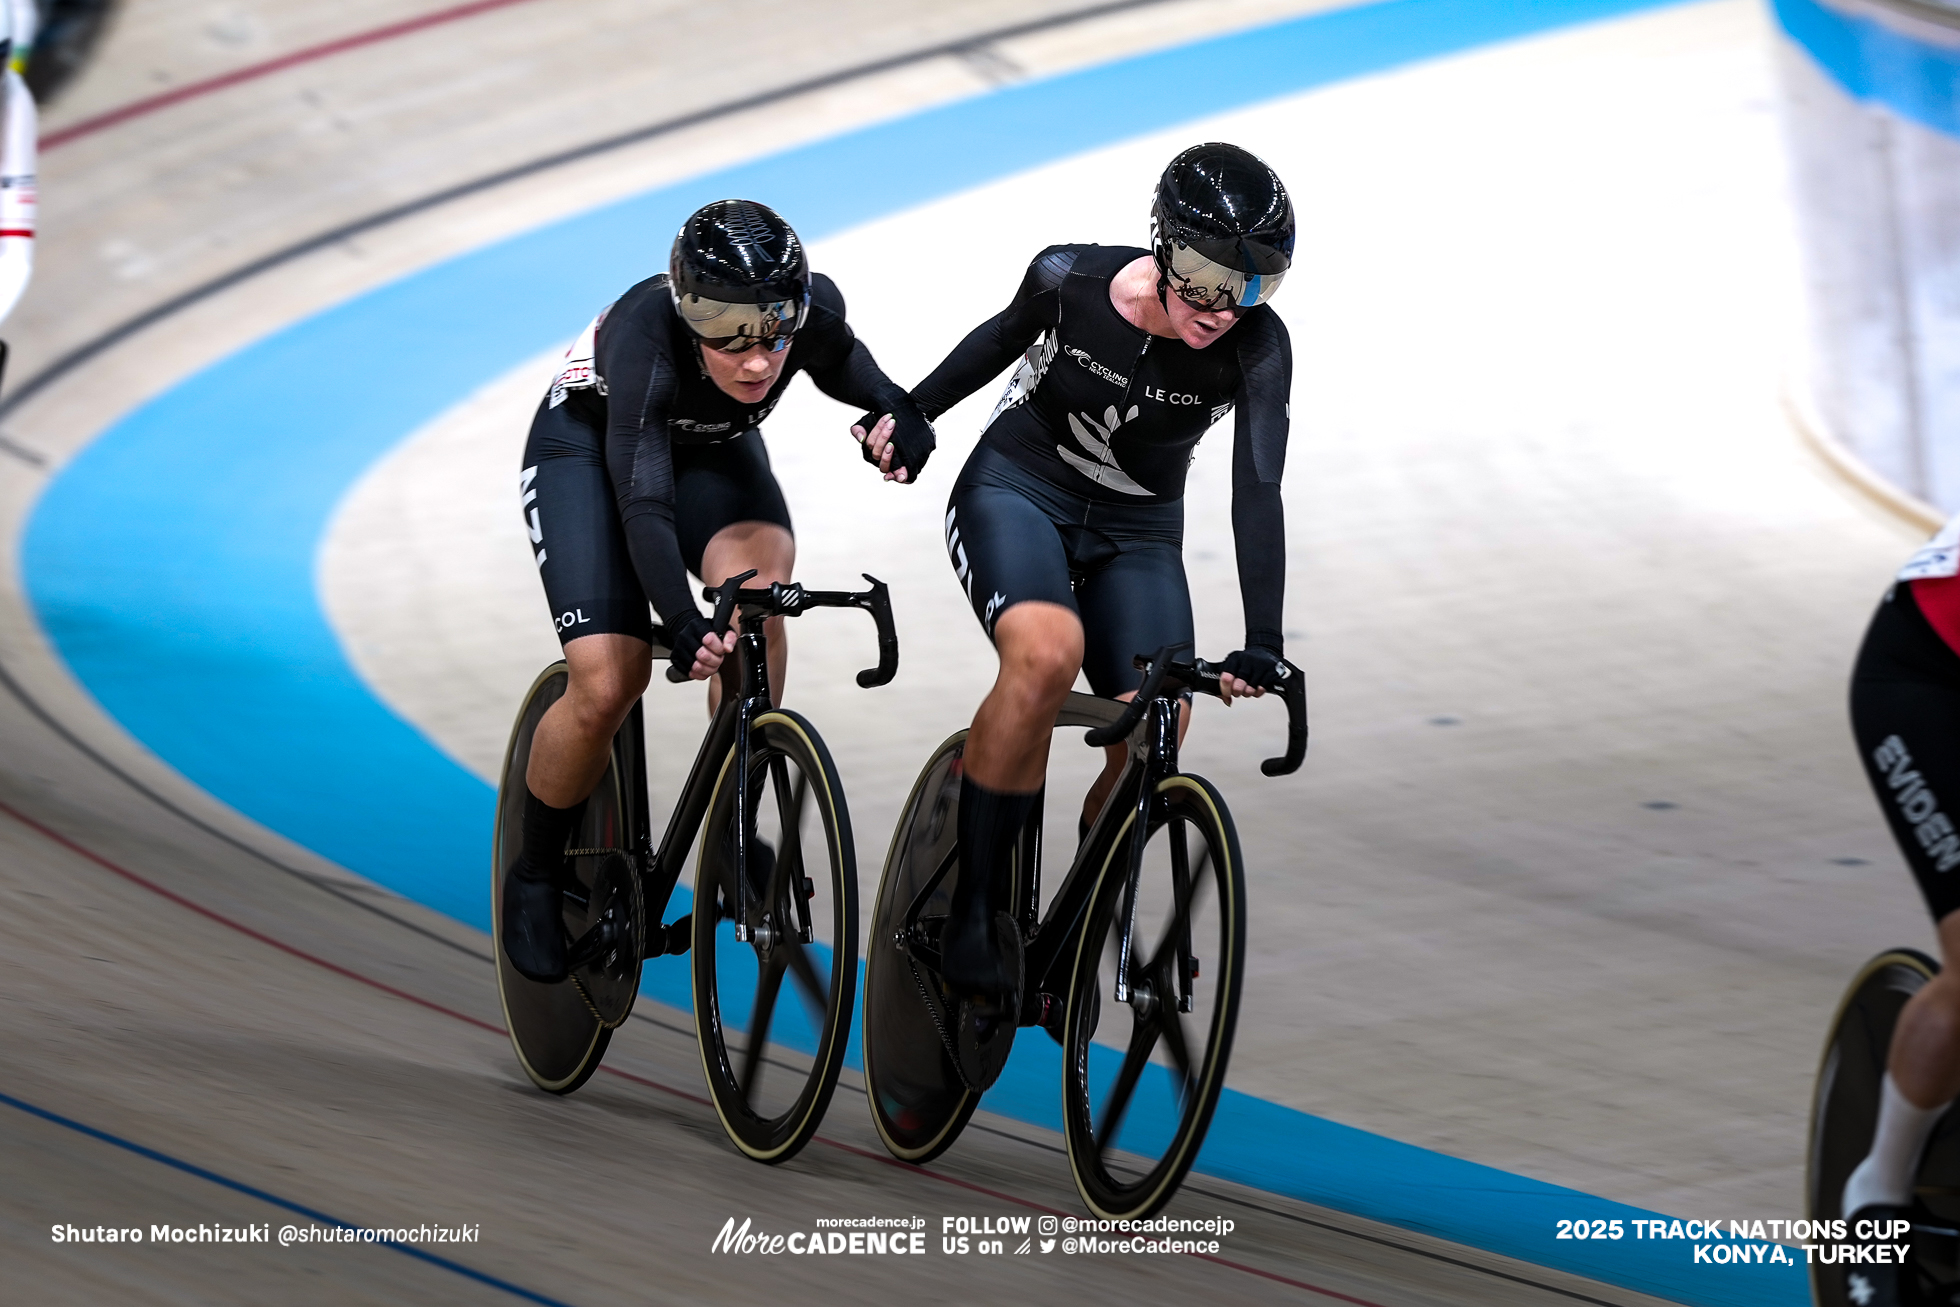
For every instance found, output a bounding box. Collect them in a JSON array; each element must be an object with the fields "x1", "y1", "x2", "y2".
[{"x1": 655, "y1": 914, "x2": 692, "y2": 957}]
